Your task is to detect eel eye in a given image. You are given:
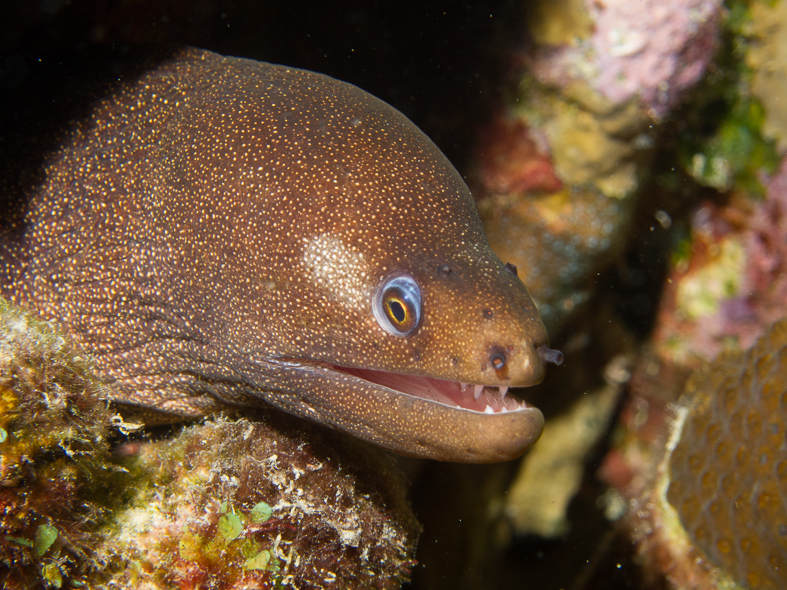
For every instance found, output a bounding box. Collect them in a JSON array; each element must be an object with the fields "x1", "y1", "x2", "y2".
[{"x1": 373, "y1": 274, "x2": 422, "y2": 337}]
